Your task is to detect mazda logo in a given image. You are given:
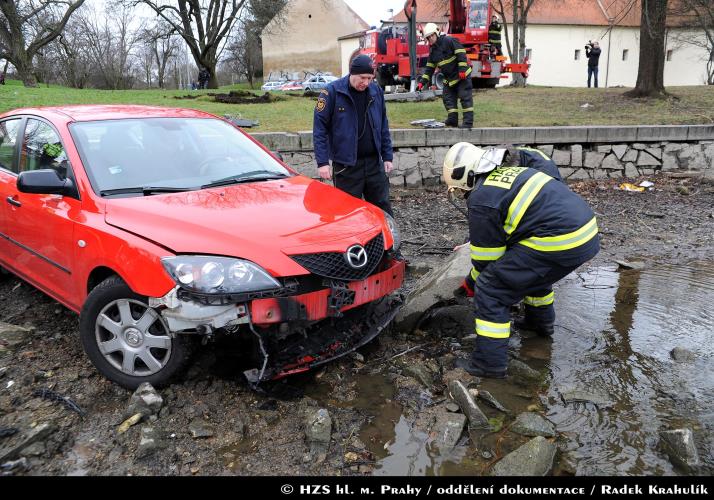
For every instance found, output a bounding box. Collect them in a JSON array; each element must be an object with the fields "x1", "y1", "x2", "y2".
[{"x1": 345, "y1": 244, "x2": 368, "y2": 269}]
